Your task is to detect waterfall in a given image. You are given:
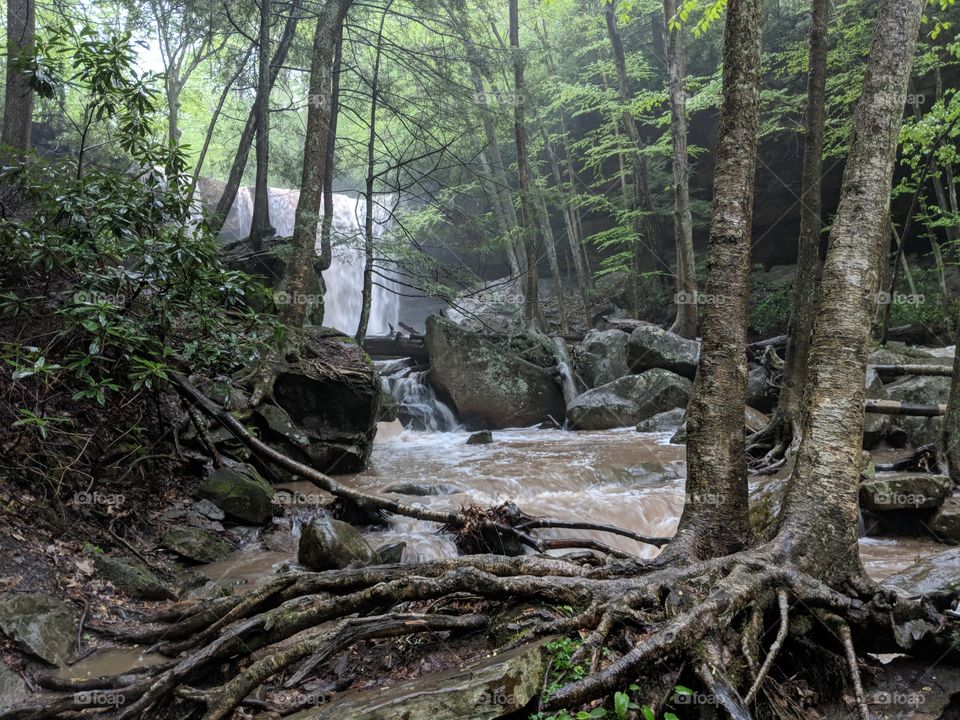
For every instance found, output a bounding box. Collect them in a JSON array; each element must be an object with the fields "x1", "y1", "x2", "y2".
[
  {"x1": 219, "y1": 186, "x2": 400, "y2": 336},
  {"x1": 376, "y1": 358, "x2": 459, "y2": 432}
]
